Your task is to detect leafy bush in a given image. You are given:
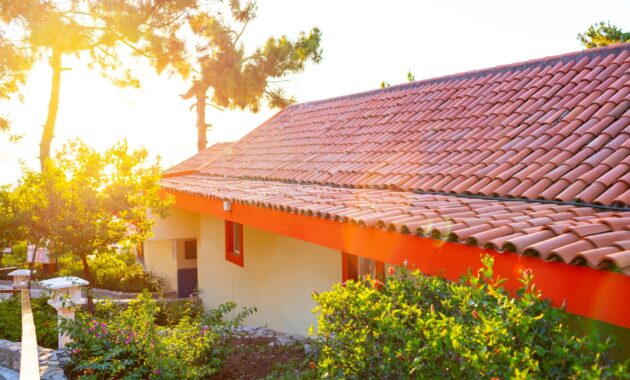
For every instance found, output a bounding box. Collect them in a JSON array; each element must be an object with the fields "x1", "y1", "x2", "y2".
[
  {"x1": 54, "y1": 249, "x2": 164, "y2": 293},
  {"x1": 62, "y1": 292, "x2": 255, "y2": 379},
  {"x1": 312, "y1": 255, "x2": 629, "y2": 379},
  {"x1": 155, "y1": 298, "x2": 203, "y2": 326},
  {"x1": 0, "y1": 294, "x2": 58, "y2": 349},
  {"x1": 0, "y1": 243, "x2": 27, "y2": 280}
]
